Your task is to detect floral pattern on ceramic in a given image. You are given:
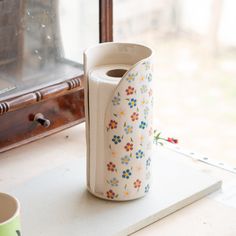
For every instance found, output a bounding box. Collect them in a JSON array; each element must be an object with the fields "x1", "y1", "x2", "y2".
[{"x1": 104, "y1": 58, "x2": 154, "y2": 201}]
